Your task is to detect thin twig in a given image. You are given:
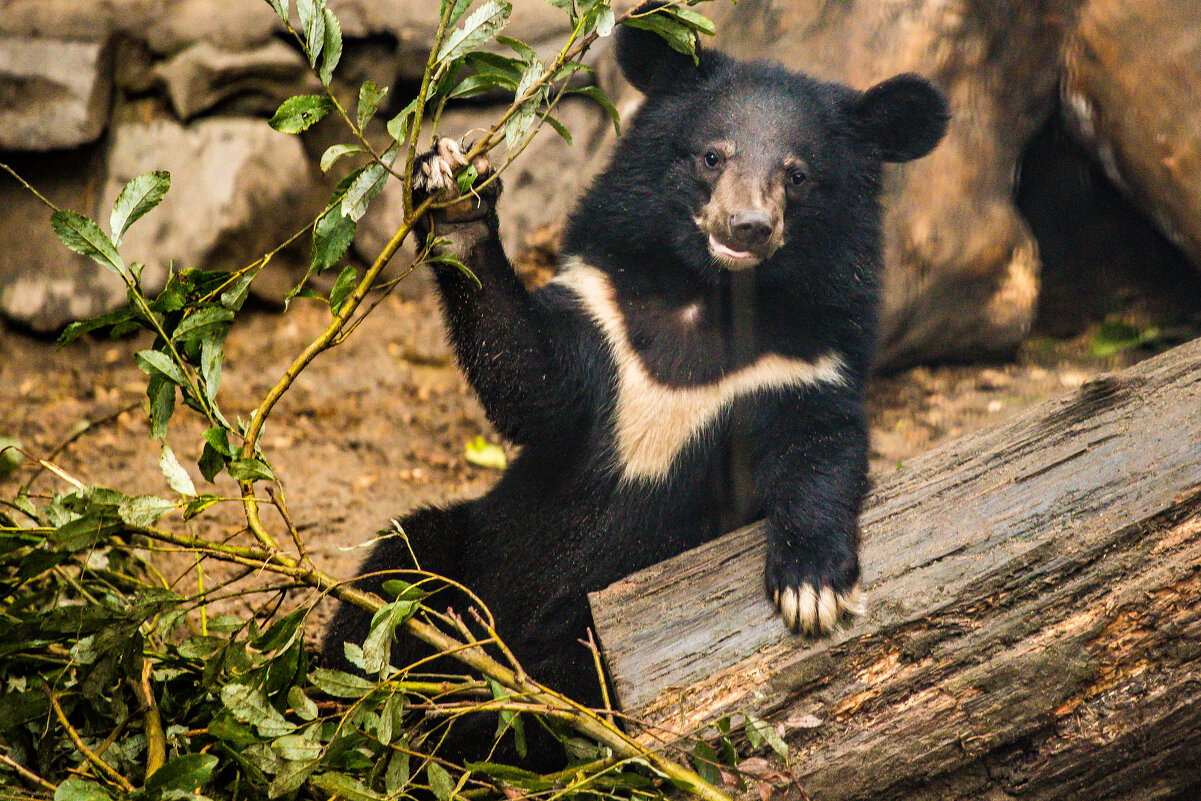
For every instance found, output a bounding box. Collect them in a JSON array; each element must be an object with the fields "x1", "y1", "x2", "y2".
[
  {"x1": 46, "y1": 691, "x2": 135, "y2": 793},
  {"x1": 0, "y1": 753, "x2": 56, "y2": 794},
  {"x1": 581, "y1": 628, "x2": 615, "y2": 726},
  {"x1": 470, "y1": 607, "x2": 526, "y2": 681},
  {"x1": 401, "y1": 1, "x2": 457, "y2": 219},
  {"x1": 0, "y1": 162, "x2": 59, "y2": 212},
  {"x1": 129, "y1": 660, "x2": 167, "y2": 778},
  {"x1": 266, "y1": 485, "x2": 309, "y2": 566},
  {"x1": 21, "y1": 402, "x2": 140, "y2": 494}
]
